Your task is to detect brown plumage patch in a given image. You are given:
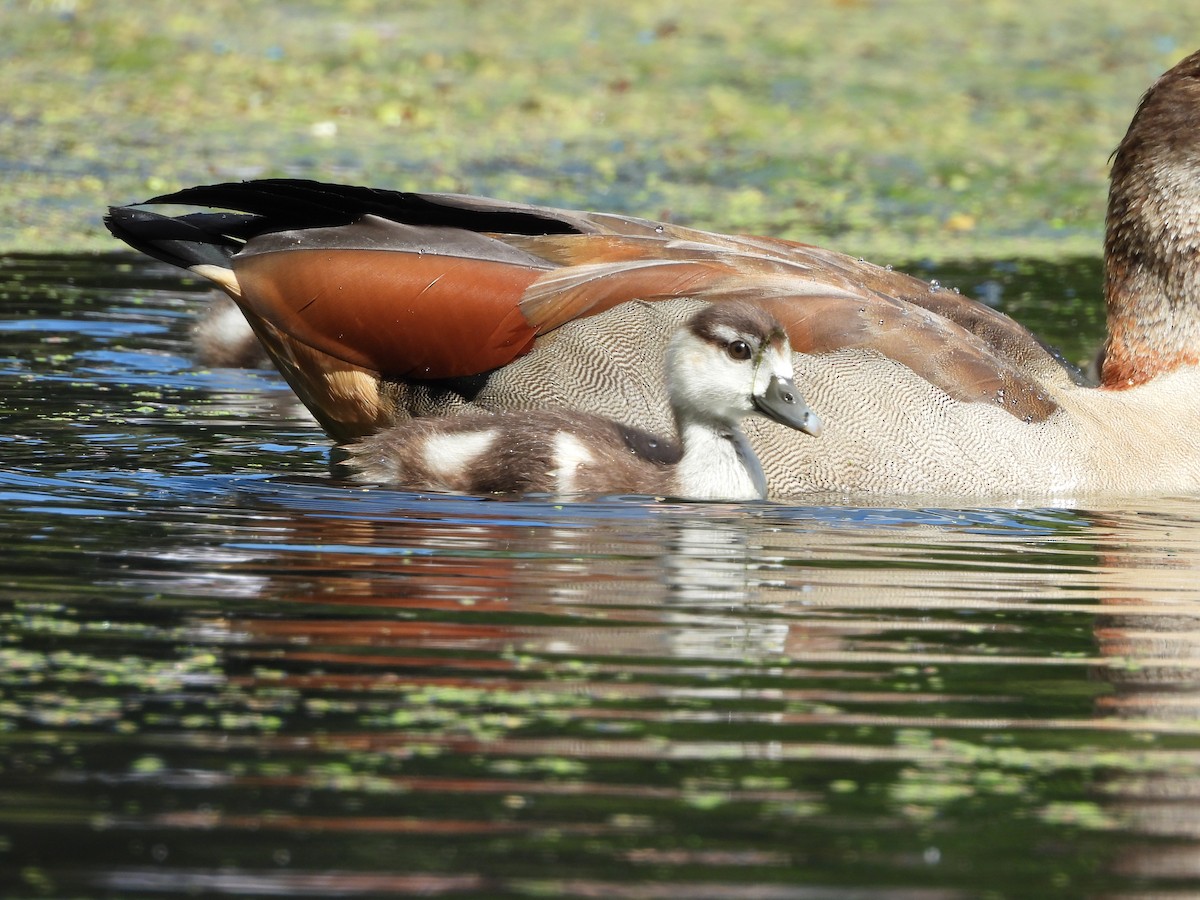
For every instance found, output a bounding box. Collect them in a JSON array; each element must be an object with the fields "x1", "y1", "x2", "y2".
[
  {"x1": 246, "y1": 317, "x2": 394, "y2": 441},
  {"x1": 234, "y1": 248, "x2": 544, "y2": 378},
  {"x1": 1100, "y1": 49, "x2": 1200, "y2": 388},
  {"x1": 757, "y1": 294, "x2": 1059, "y2": 422},
  {"x1": 341, "y1": 409, "x2": 681, "y2": 495}
]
